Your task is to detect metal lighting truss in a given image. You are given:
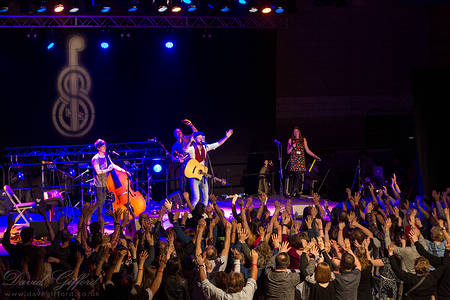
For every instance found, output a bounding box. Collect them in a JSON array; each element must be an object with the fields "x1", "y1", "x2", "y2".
[{"x1": 0, "y1": 15, "x2": 288, "y2": 29}]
